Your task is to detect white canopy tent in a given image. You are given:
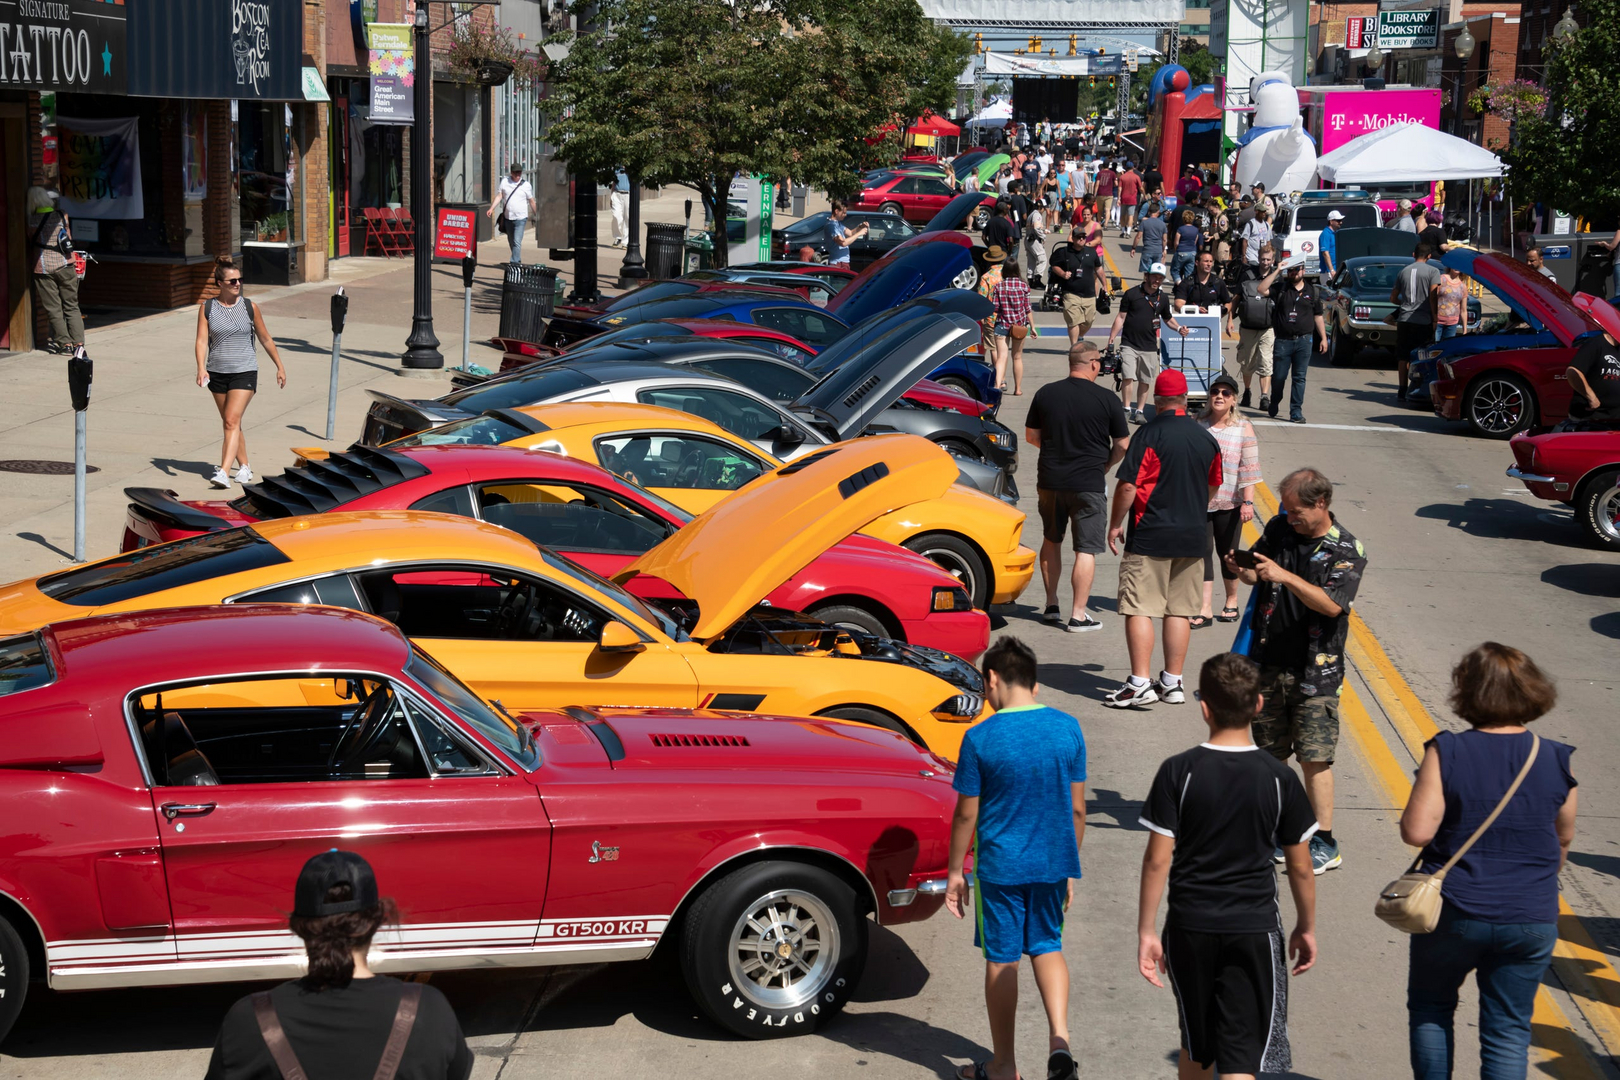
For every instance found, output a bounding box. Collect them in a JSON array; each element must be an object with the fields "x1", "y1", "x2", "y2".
[{"x1": 965, "y1": 100, "x2": 1013, "y2": 129}]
